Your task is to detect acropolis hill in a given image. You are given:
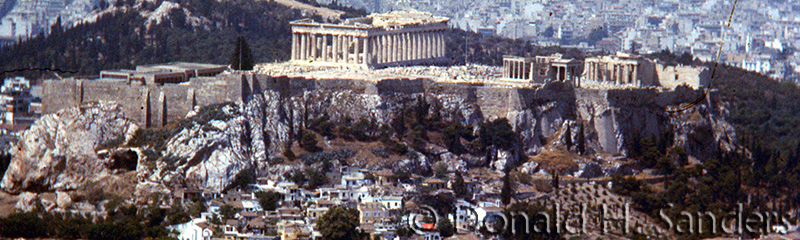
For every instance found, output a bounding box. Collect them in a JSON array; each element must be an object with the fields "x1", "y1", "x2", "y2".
[{"x1": 42, "y1": 10, "x2": 713, "y2": 156}]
